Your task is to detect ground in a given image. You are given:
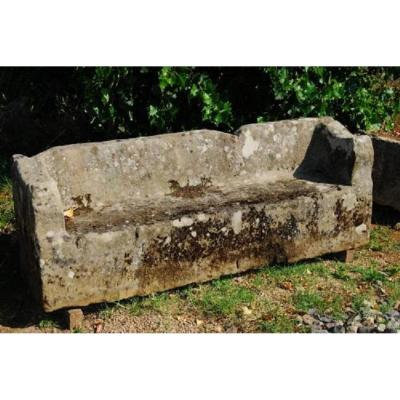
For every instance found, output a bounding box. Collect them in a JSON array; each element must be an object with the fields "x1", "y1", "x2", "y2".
[{"x1": 0, "y1": 176, "x2": 399, "y2": 333}]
